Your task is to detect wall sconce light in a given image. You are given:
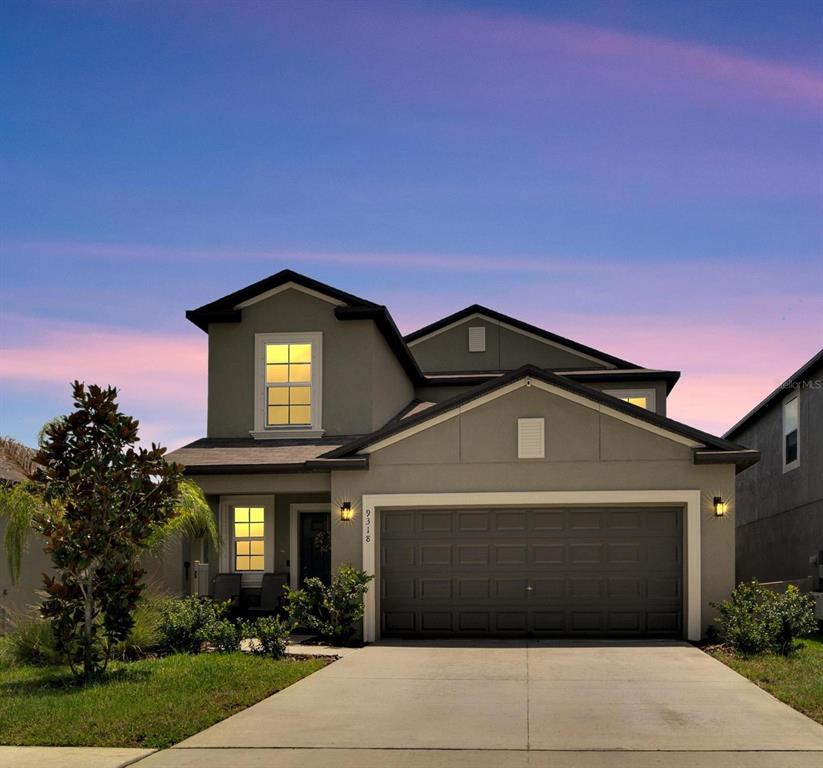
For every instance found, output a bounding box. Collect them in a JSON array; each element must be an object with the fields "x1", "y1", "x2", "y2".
[
  {"x1": 713, "y1": 497, "x2": 728, "y2": 517},
  {"x1": 339, "y1": 501, "x2": 354, "y2": 522}
]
